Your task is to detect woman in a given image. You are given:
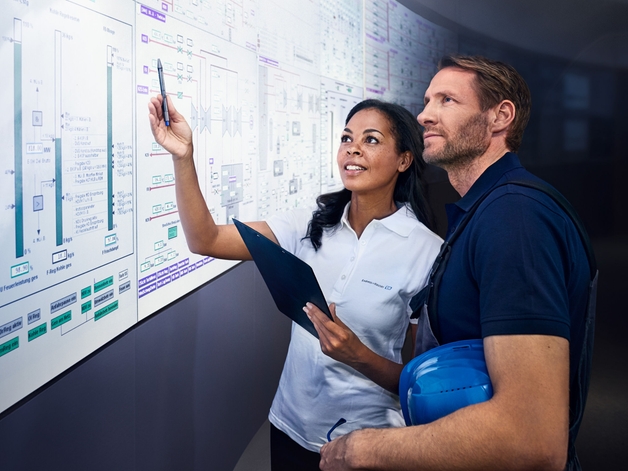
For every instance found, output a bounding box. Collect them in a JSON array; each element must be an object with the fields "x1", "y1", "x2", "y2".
[{"x1": 148, "y1": 96, "x2": 442, "y2": 470}]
